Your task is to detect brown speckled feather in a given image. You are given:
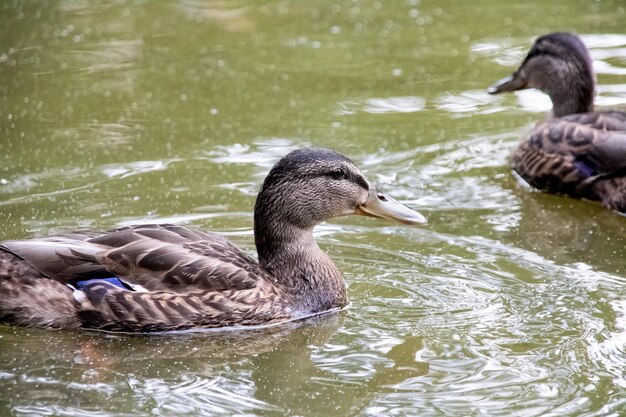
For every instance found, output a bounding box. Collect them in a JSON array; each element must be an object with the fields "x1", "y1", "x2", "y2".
[
  {"x1": 1, "y1": 224, "x2": 291, "y2": 332},
  {"x1": 512, "y1": 119, "x2": 626, "y2": 211},
  {"x1": 75, "y1": 281, "x2": 289, "y2": 333},
  {"x1": 88, "y1": 225, "x2": 268, "y2": 292},
  {"x1": 0, "y1": 252, "x2": 81, "y2": 328}
]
